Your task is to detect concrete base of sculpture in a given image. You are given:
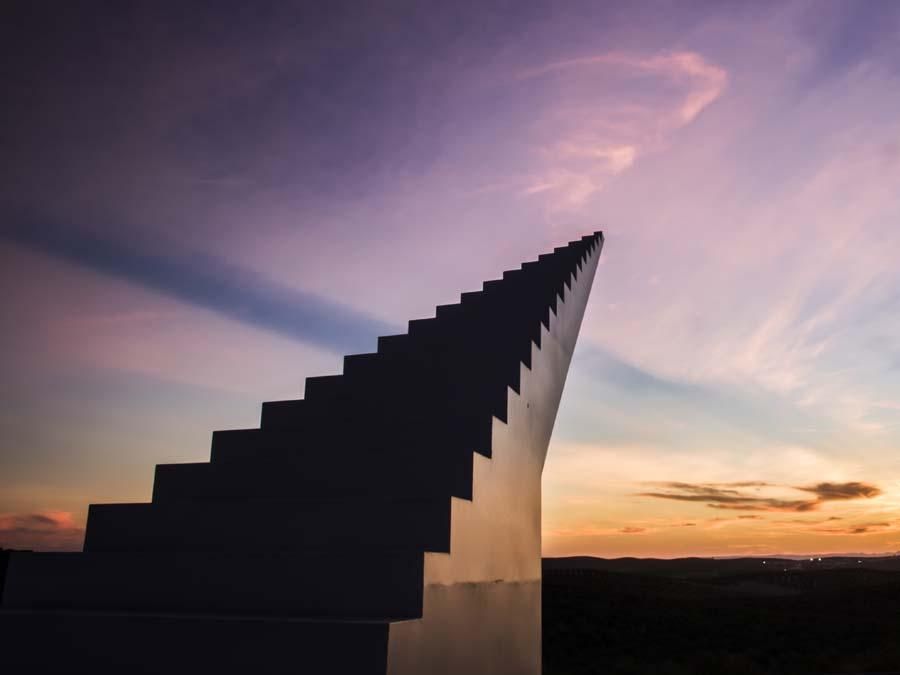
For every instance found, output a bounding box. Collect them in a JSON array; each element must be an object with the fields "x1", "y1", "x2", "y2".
[{"x1": 1, "y1": 233, "x2": 602, "y2": 674}]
